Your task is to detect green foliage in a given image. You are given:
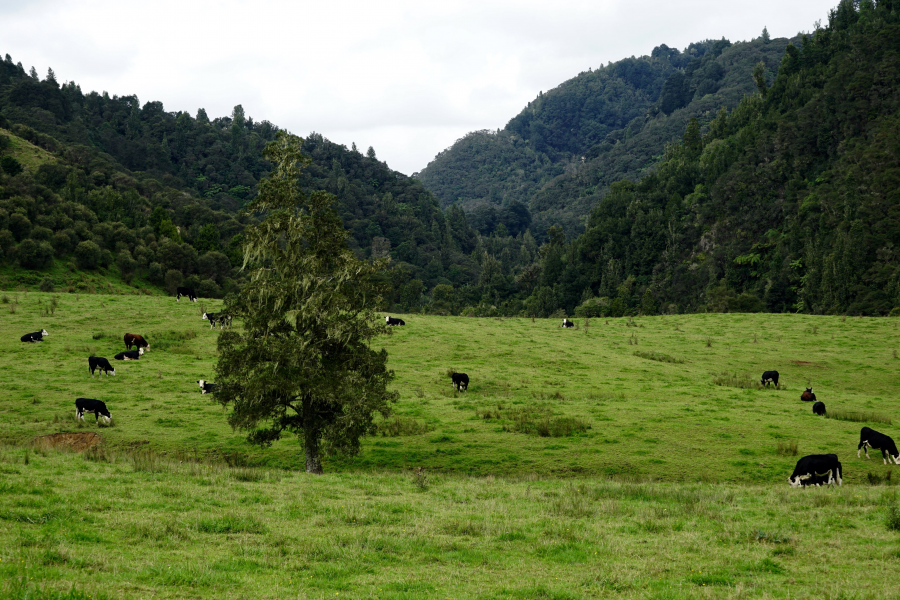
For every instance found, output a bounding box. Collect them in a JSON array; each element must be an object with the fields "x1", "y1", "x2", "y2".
[
  {"x1": 0, "y1": 154, "x2": 23, "y2": 176},
  {"x1": 73, "y1": 240, "x2": 100, "y2": 270},
  {"x1": 216, "y1": 133, "x2": 398, "y2": 473}
]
